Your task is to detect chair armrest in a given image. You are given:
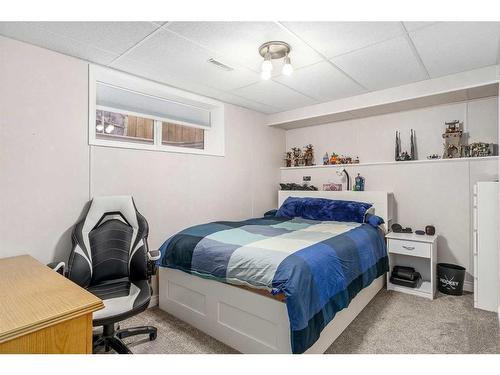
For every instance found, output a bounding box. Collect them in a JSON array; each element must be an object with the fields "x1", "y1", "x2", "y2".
[
  {"x1": 147, "y1": 249, "x2": 161, "y2": 262},
  {"x1": 47, "y1": 261, "x2": 66, "y2": 275},
  {"x1": 146, "y1": 249, "x2": 160, "y2": 278}
]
